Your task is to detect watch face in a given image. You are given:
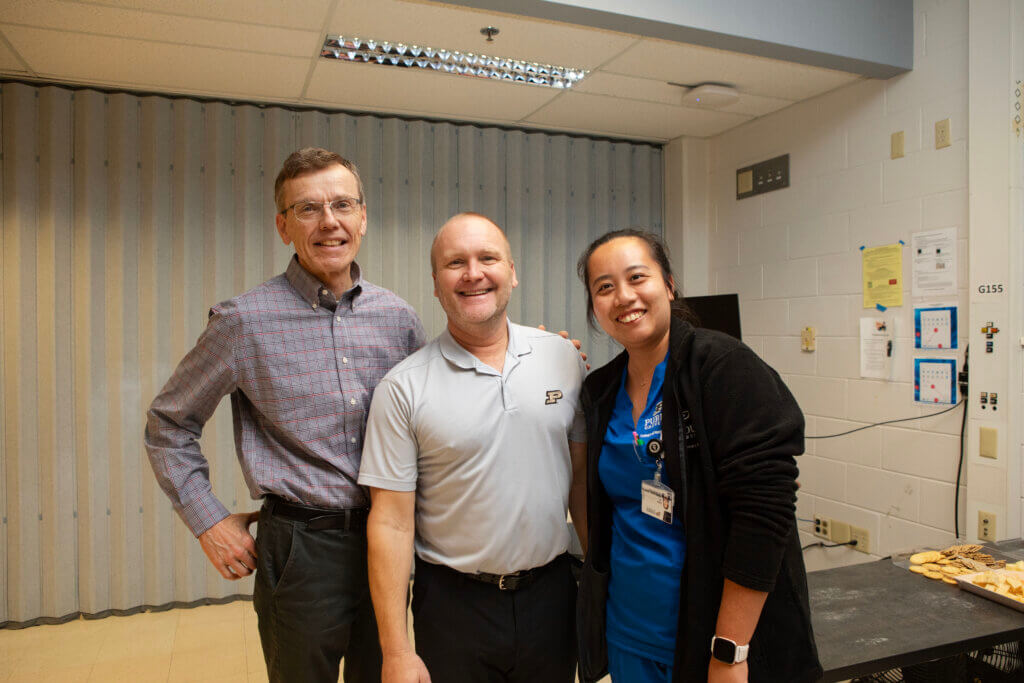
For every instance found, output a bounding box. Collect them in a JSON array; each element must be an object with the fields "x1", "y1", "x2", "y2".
[{"x1": 711, "y1": 637, "x2": 738, "y2": 663}]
